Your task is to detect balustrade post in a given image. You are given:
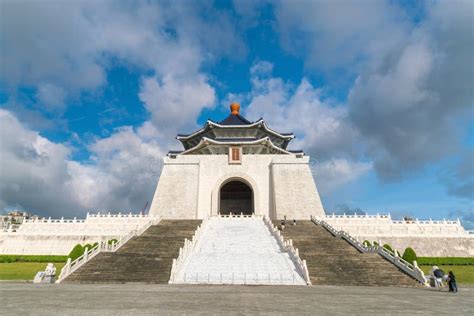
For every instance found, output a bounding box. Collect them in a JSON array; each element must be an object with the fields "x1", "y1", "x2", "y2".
[
  {"x1": 65, "y1": 257, "x2": 71, "y2": 274},
  {"x1": 84, "y1": 247, "x2": 89, "y2": 261}
]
